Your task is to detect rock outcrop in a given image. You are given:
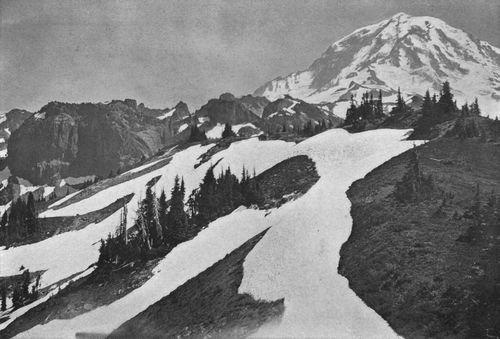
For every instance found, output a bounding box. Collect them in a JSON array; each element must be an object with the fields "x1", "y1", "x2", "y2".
[
  {"x1": 262, "y1": 95, "x2": 343, "y2": 128},
  {"x1": 0, "y1": 109, "x2": 32, "y2": 159},
  {"x1": 194, "y1": 93, "x2": 269, "y2": 128},
  {"x1": 7, "y1": 100, "x2": 190, "y2": 184}
]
